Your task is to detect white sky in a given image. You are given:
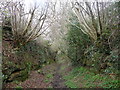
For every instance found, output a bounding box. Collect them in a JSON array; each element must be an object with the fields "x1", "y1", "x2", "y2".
[
  {"x1": 23, "y1": 0, "x2": 117, "y2": 4},
  {"x1": 0, "y1": 0, "x2": 118, "y2": 3},
  {"x1": 23, "y1": 0, "x2": 118, "y2": 11}
]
